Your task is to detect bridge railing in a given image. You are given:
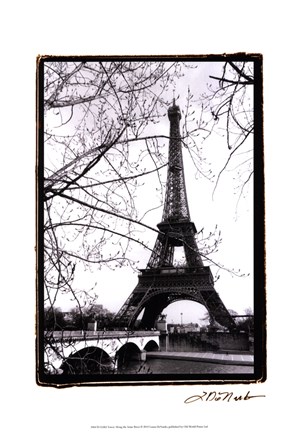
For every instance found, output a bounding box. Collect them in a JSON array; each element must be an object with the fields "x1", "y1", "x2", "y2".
[{"x1": 45, "y1": 330, "x2": 160, "y2": 340}]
